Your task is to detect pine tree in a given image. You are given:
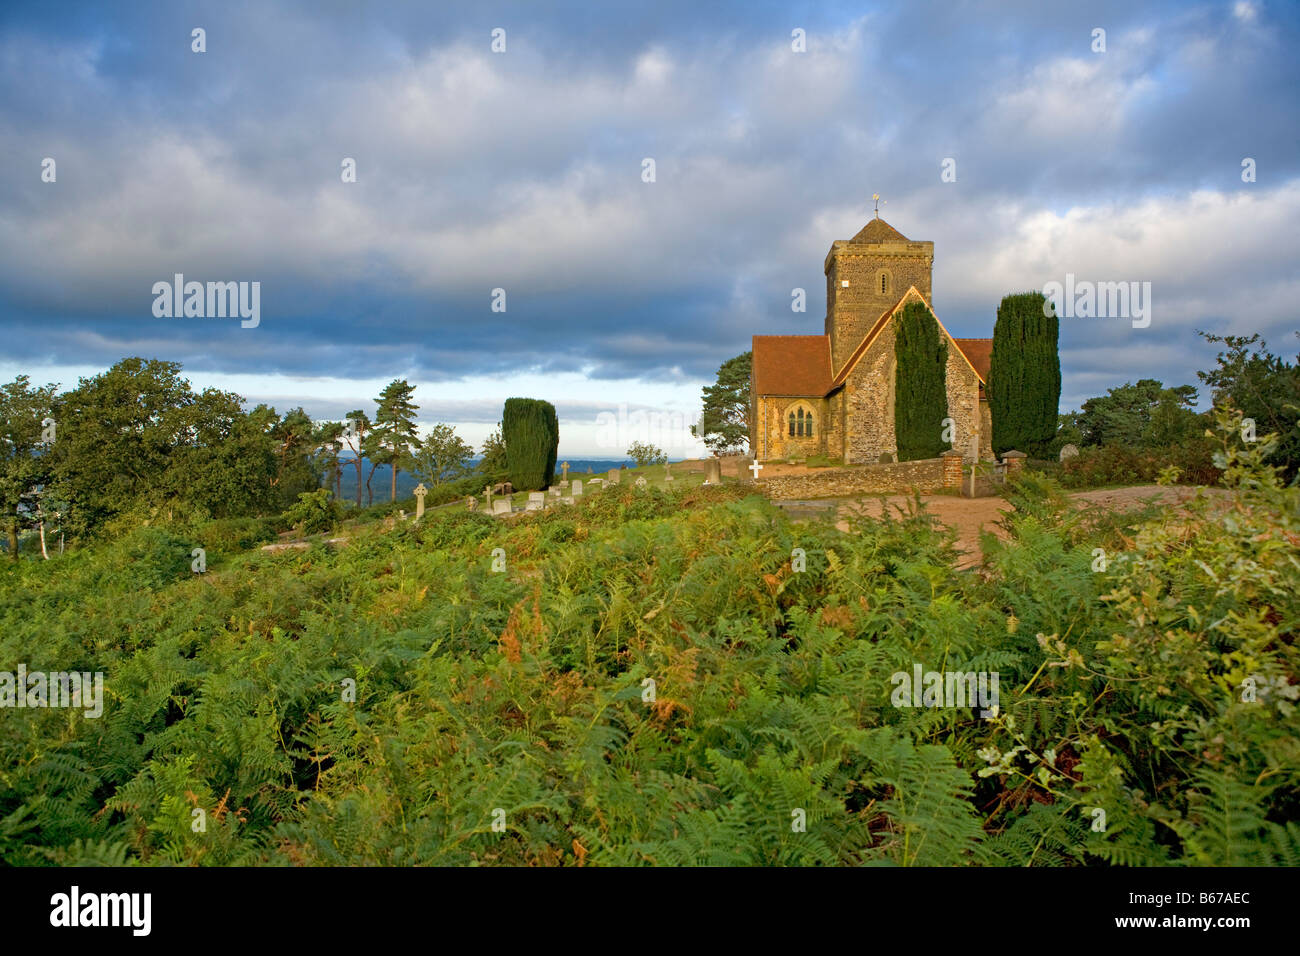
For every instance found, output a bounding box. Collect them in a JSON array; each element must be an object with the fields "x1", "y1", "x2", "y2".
[
  {"x1": 893, "y1": 301, "x2": 949, "y2": 461},
  {"x1": 502, "y1": 398, "x2": 559, "y2": 491},
  {"x1": 372, "y1": 380, "x2": 420, "y2": 502},
  {"x1": 990, "y1": 292, "x2": 1060, "y2": 456}
]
